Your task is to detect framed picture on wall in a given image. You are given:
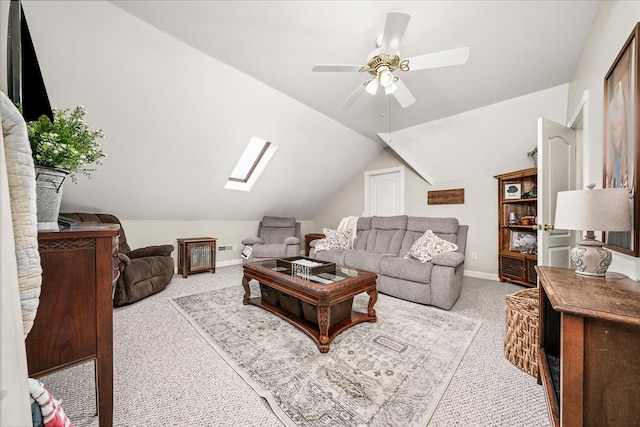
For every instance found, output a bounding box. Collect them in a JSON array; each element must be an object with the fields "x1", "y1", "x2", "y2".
[{"x1": 602, "y1": 23, "x2": 639, "y2": 257}]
